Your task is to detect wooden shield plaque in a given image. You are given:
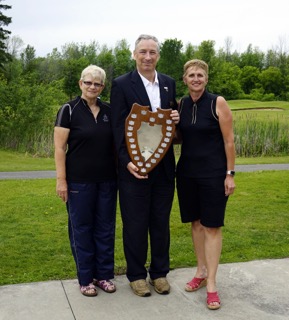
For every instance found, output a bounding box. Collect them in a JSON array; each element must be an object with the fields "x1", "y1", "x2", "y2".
[{"x1": 125, "y1": 103, "x2": 175, "y2": 175}]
